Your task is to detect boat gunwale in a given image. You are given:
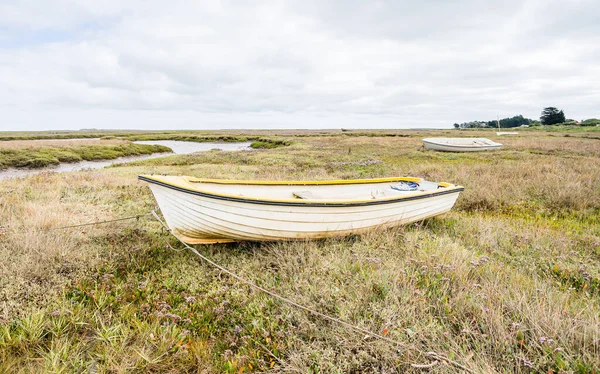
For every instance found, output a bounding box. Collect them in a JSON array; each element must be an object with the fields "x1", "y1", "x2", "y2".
[{"x1": 139, "y1": 175, "x2": 464, "y2": 207}]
